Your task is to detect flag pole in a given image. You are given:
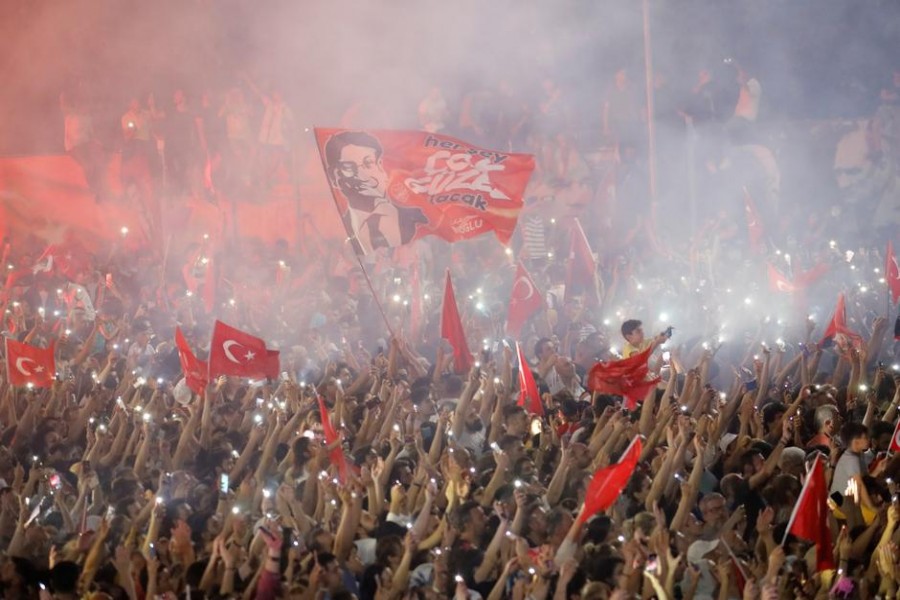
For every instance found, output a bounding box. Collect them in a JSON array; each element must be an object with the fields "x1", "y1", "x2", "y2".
[
  {"x1": 353, "y1": 252, "x2": 395, "y2": 339},
  {"x1": 312, "y1": 128, "x2": 395, "y2": 338}
]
